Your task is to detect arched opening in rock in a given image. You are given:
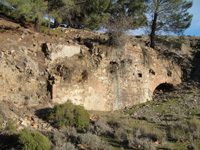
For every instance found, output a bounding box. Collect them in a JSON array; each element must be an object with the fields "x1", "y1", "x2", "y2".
[{"x1": 153, "y1": 83, "x2": 174, "y2": 95}]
